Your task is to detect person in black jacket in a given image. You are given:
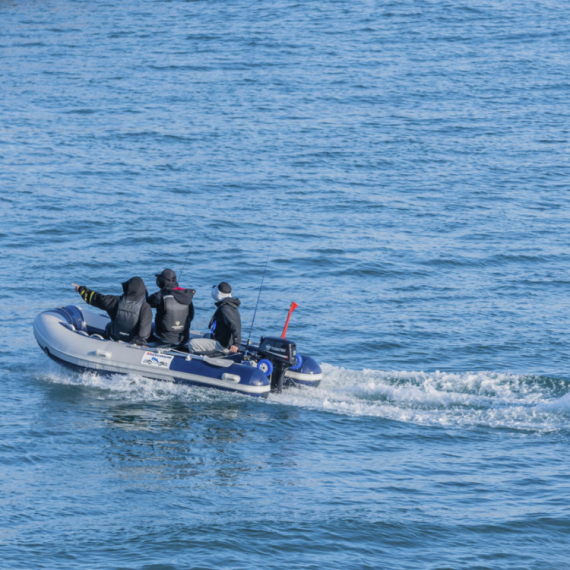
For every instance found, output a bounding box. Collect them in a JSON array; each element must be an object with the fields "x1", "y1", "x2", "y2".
[
  {"x1": 72, "y1": 277, "x2": 152, "y2": 346},
  {"x1": 147, "y1": 268, "x2": 195, "y2": 347},
  {"x1": 188, "y1": 282, "x2": 241, "y2": 354}
]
